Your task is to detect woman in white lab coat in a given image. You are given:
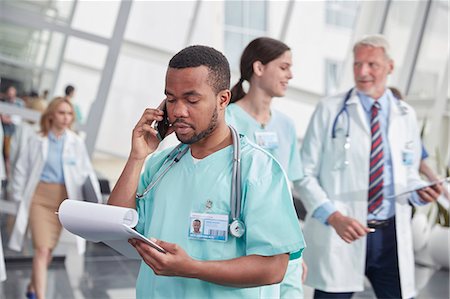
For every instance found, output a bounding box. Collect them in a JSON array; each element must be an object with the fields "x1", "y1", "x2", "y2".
[
  {"x1": 8, "y1": 97, "x2": 101, "y2": 299},
  {"x1": 298, "y1": 89, "x2": 426, "y2": 298}
]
